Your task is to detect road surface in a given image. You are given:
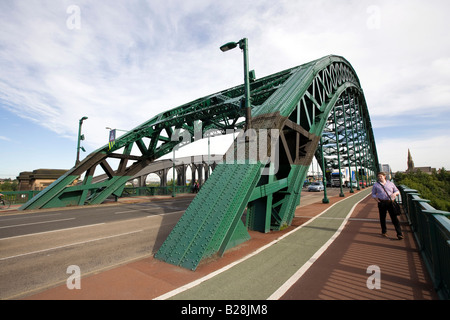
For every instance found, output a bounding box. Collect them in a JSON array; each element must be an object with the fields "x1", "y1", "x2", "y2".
[
  {"x1": 0, "y1": 187, "x2": 346, "y2": 299},
  {"x1": 0, "y1": 197, "x2": 193, "y2": 299}
]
